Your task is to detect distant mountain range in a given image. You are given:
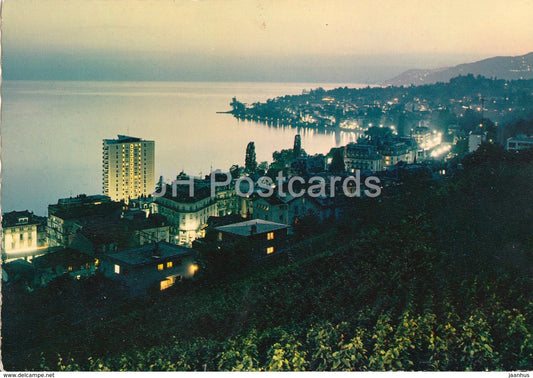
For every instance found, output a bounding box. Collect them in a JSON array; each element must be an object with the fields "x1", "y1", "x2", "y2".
[{"x1": 382, "y1": 52, "x2": 533, "y2": 86}]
